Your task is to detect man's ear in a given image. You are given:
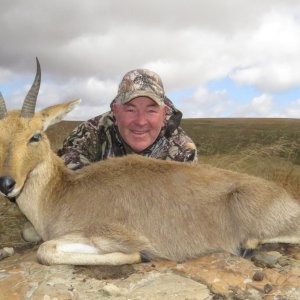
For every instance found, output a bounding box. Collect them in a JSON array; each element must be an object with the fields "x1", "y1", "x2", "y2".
[
  {"x1": 112, "y1": 102, "x2": 119, "y2": 125},
  {"x1": 112, "y1": 102, "x2": 118, "y2": 114},
  {"x1": 161, "y1": 105, "x2": 168, "y2": 128},
  {"x1": 163, "y1": 104, "x2": 169, "y2": 117}
]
